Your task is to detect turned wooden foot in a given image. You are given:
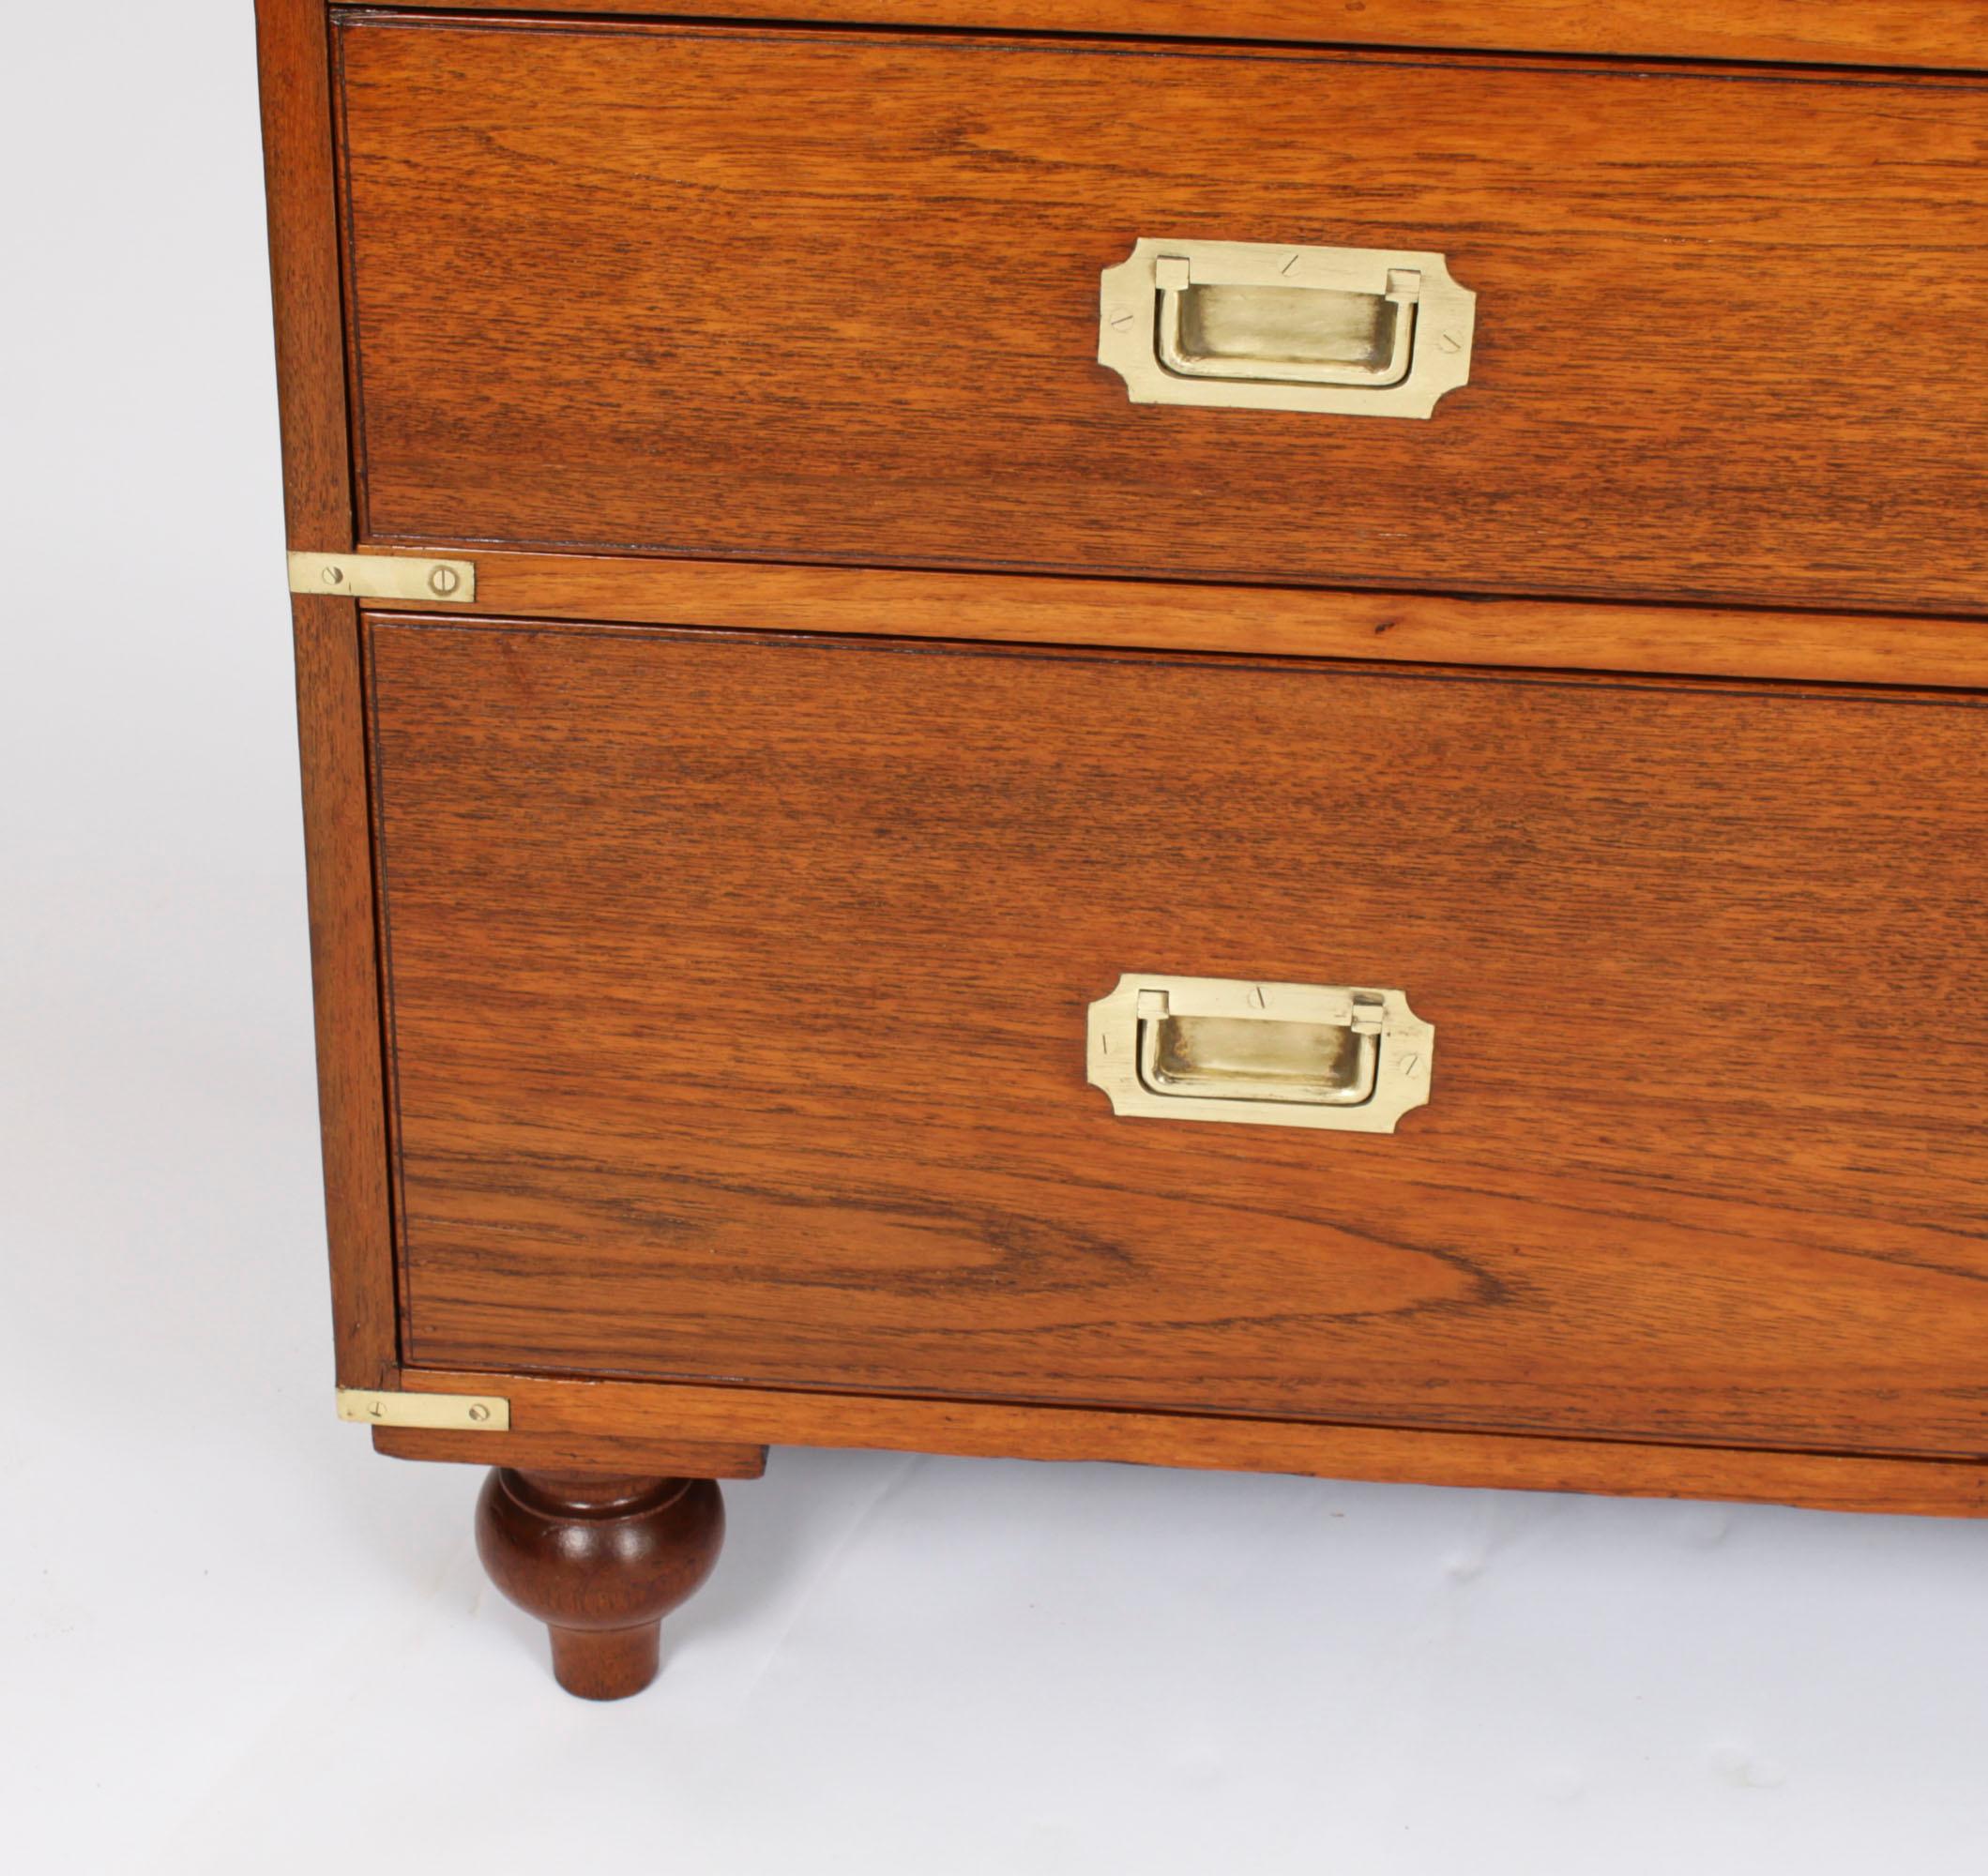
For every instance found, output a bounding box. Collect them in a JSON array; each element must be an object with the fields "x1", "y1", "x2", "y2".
[{"x1": 474, "y1": 1469, "x2": 725, "y2": 1700}]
